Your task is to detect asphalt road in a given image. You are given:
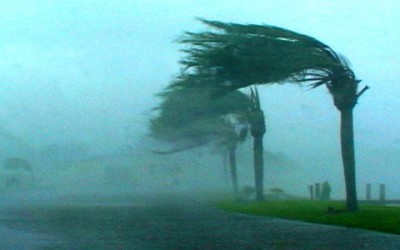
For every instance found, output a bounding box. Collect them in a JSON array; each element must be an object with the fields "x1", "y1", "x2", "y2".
[{"x1": 1, "y1": 192, "x2": 400, "y2": 250}]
